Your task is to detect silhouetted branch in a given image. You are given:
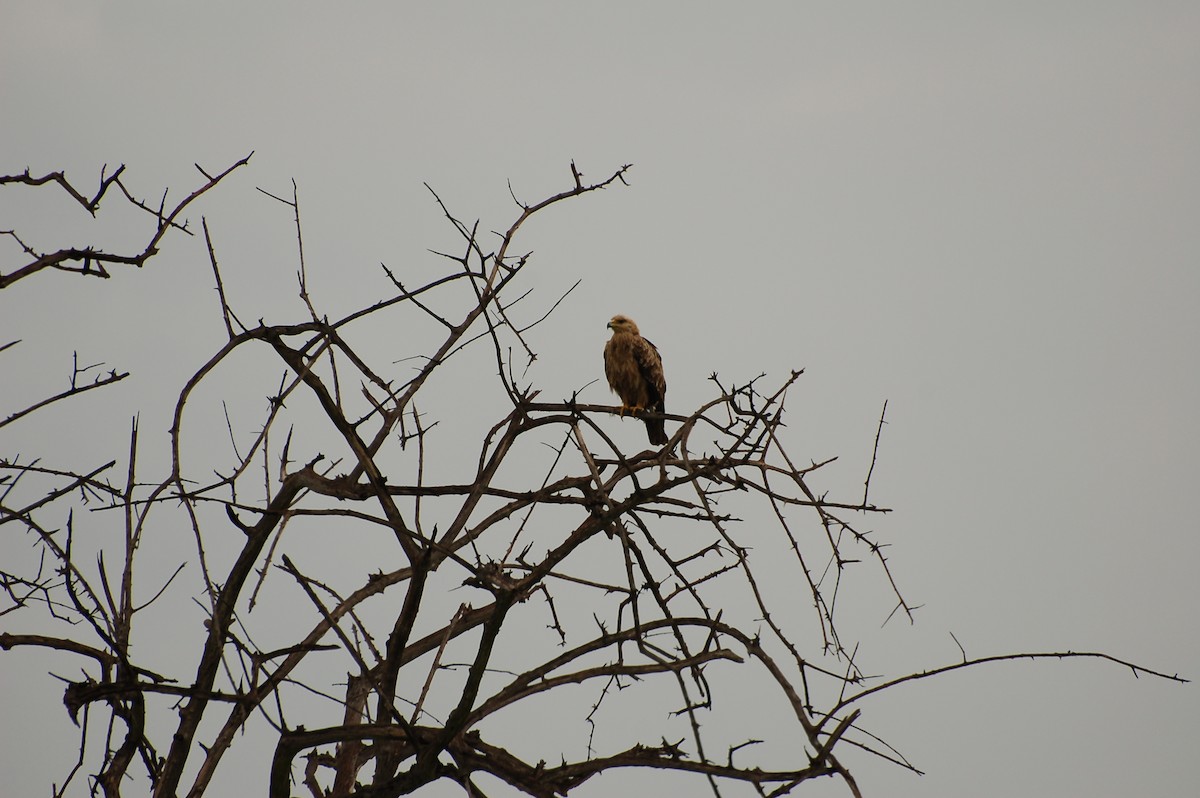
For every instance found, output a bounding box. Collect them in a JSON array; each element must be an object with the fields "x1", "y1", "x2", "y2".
[
  {"x1": 2, "y1": 160, "x2": 1183, "y2": 798},
  {"x1": 1, "y1": 155, "x2": 251, "y2": 289}
]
